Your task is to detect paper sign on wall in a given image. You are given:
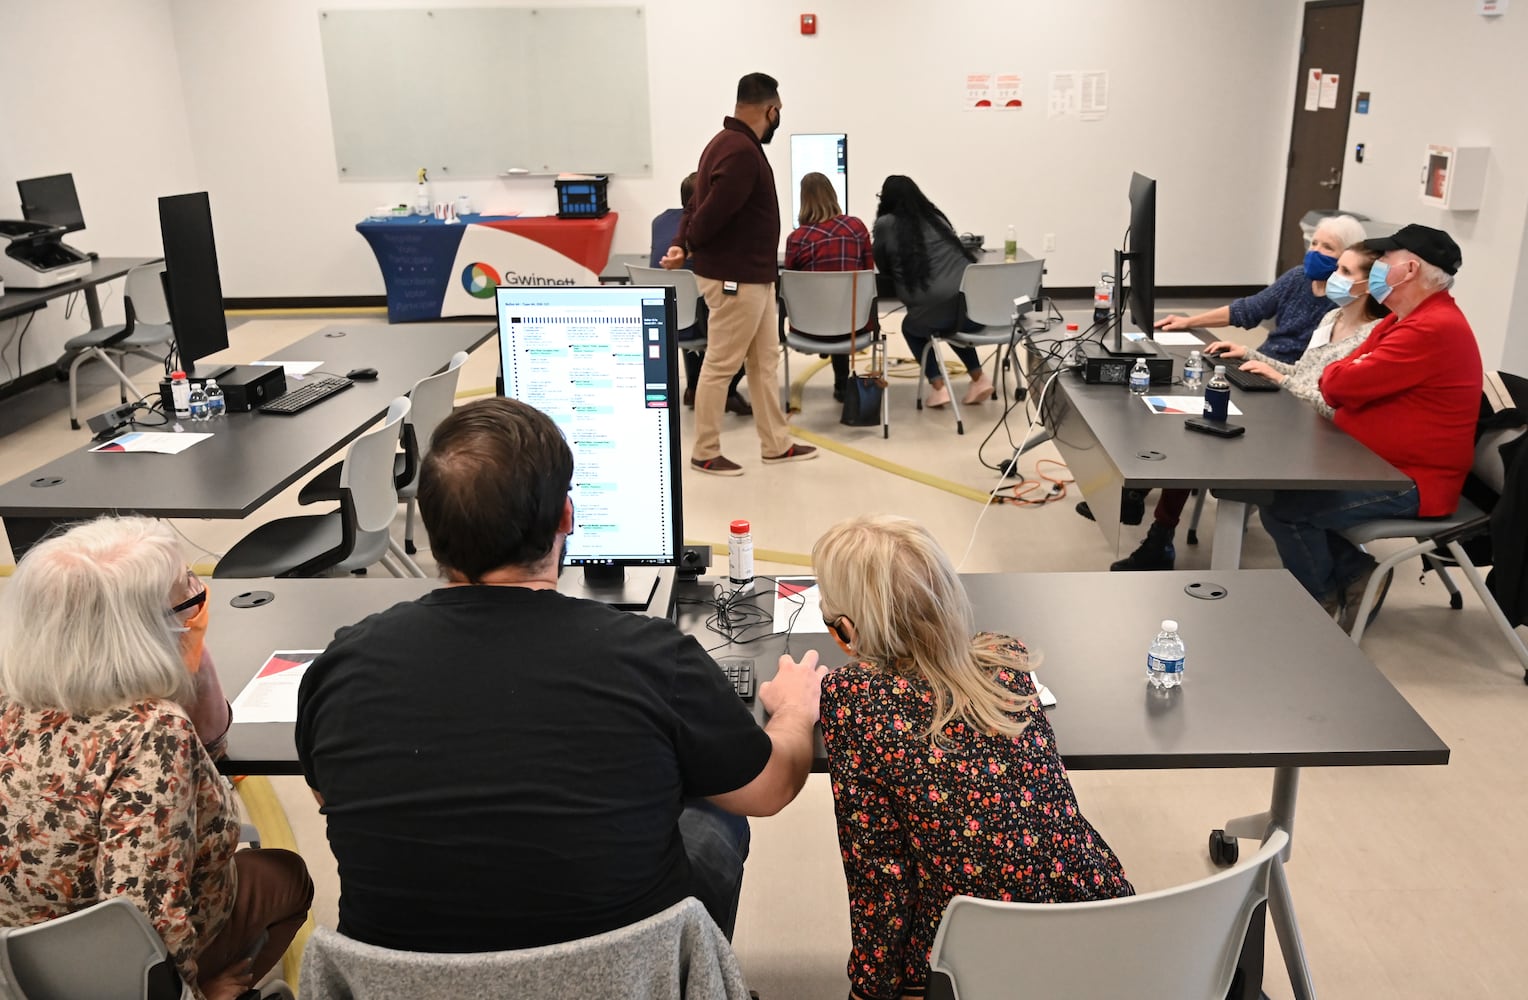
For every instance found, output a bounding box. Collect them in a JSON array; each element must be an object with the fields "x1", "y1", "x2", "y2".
[
  {"x1": 1318, "y1": 73, "x2": 1340, "y2": 109},
  {"x1": 1080, "y1": 71, "x2": 1109, "y2": 121},
  {"x1": 965, "y1": 73, "x2": 994, "y2": 110},
  {"x1": 1304, "y1": 68, "x2": 1322, "y2": 112},
  {"x1": 1049, "y1": 71, "x2": 1079, "y2": 118},
  {"x1": 1478, "y1": 0, "x2": 1507, "y2": 16},
  {"x1": 993, "y1": 73, "x2": 1023, "y2": 109}
]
